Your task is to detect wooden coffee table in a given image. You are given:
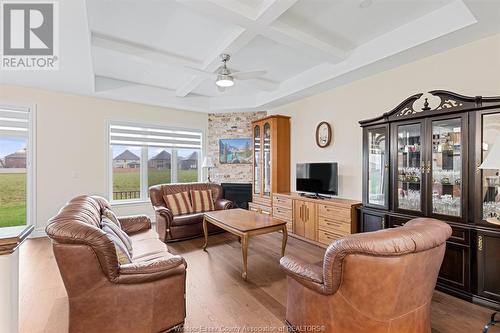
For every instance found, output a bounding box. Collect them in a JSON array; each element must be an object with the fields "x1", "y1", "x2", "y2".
[{"x1": 203, "y1": 208, "x2": 288, "y2": 280}]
